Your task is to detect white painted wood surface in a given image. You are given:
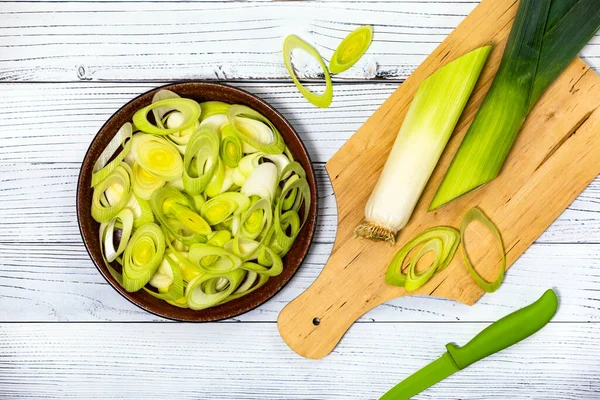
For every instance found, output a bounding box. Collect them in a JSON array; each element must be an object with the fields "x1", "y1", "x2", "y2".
[{"x1": 1, "y1": 1, "x2": 599, "y2": 399}]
